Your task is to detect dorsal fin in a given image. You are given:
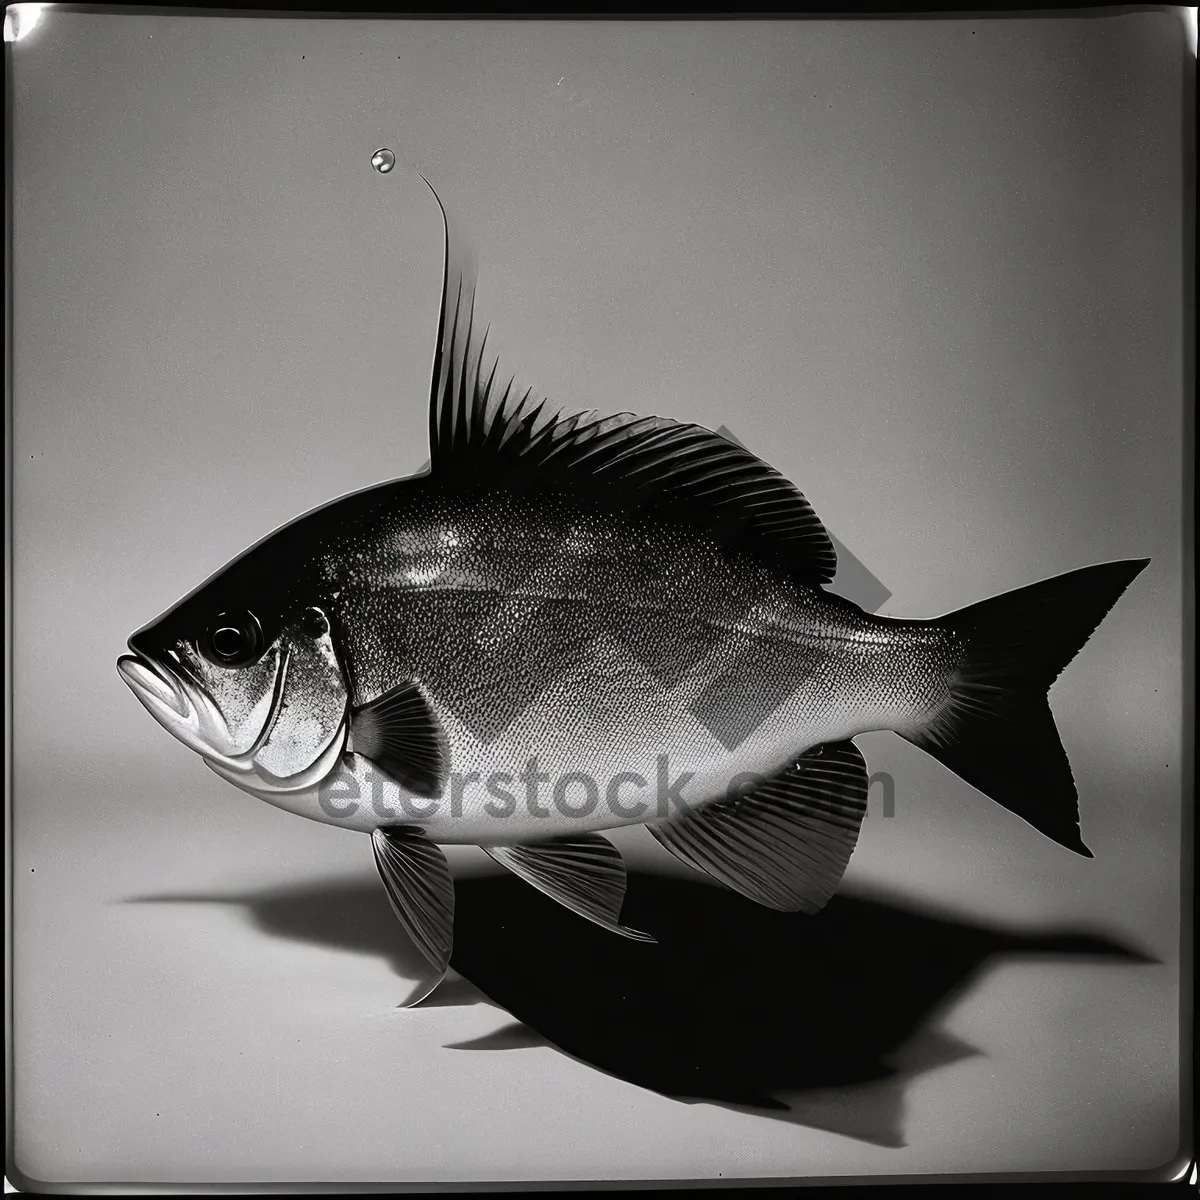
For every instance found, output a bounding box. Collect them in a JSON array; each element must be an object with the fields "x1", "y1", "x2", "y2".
[
  {"x1": 419, "y1": 177, "x2": 837, "y2": 585},
  {"x1": 421, "y1": 173, "x2": 483, "y2": 464}
]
